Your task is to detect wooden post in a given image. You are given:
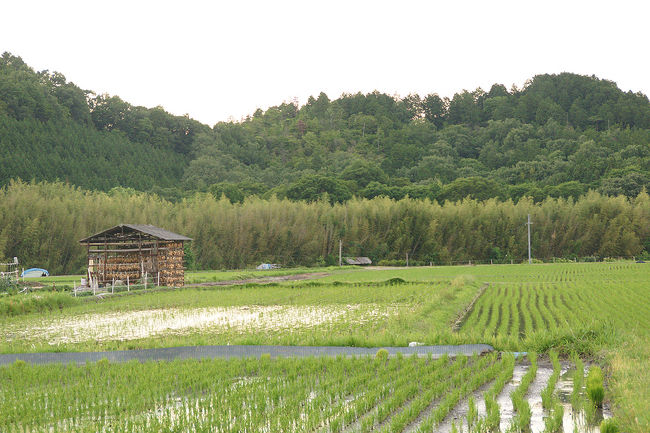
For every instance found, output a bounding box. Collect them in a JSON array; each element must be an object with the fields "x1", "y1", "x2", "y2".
[
  {"x1": 127, "y1": 276, "x2": 130, "y2": 292},
  {"x1": 526, "y1": 214, "x2": 533, "y2": 264},
  {"x1": 74, "y1": 281, "x2": 76, "y2": 297},
  {"x1": 86, "y1": 242, "x2": 90, "y2": 285},
  {"x1": 103, "y1": 240, "x2": 107, "y2": 286},
  {"x1": 112, "y1": 278, "x2": 114, "y2": 294},
  {"x1": 145, "y1": 272, "x2": 147, "y2": 290},
  {"x1": 154, "y1": 240, "x2": 159, "y2": 285},
  {"x1": 490, "y1": 259, "x2": 493, "y2": 265},
  {"x1": 406, "y1": 252, "x2": 409, "y2": 267},
  {"x1": 338, "y1": 239, "x2": 342, "y2": 267},
  {"x1": 139, "y1": 235, "x2": 143, "y2": 281}
]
